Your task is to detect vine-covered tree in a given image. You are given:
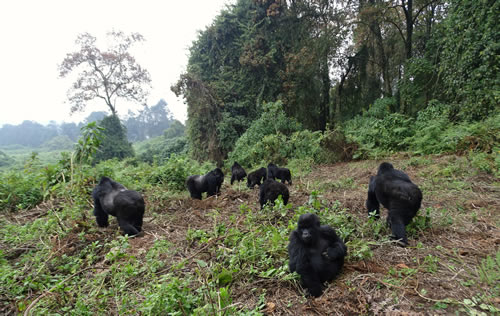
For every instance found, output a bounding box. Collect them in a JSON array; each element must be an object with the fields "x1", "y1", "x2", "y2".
[{"x1": 59, "y1": 31, "x2": 151, "y2": 116}]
